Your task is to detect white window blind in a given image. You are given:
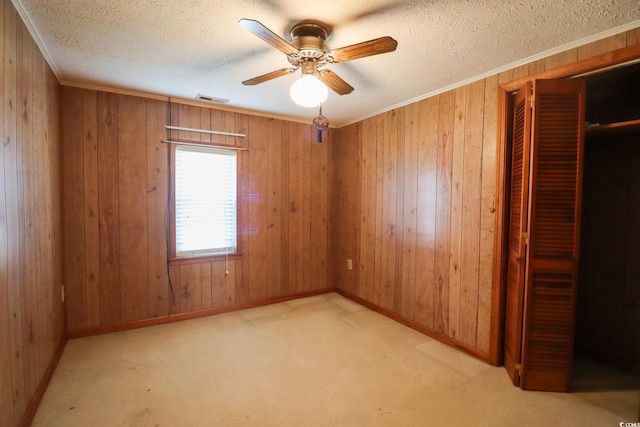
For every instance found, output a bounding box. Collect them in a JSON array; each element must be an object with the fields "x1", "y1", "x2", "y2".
[{"x1": 175, "y1": 145, "x2": 237, "y2": 256}]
